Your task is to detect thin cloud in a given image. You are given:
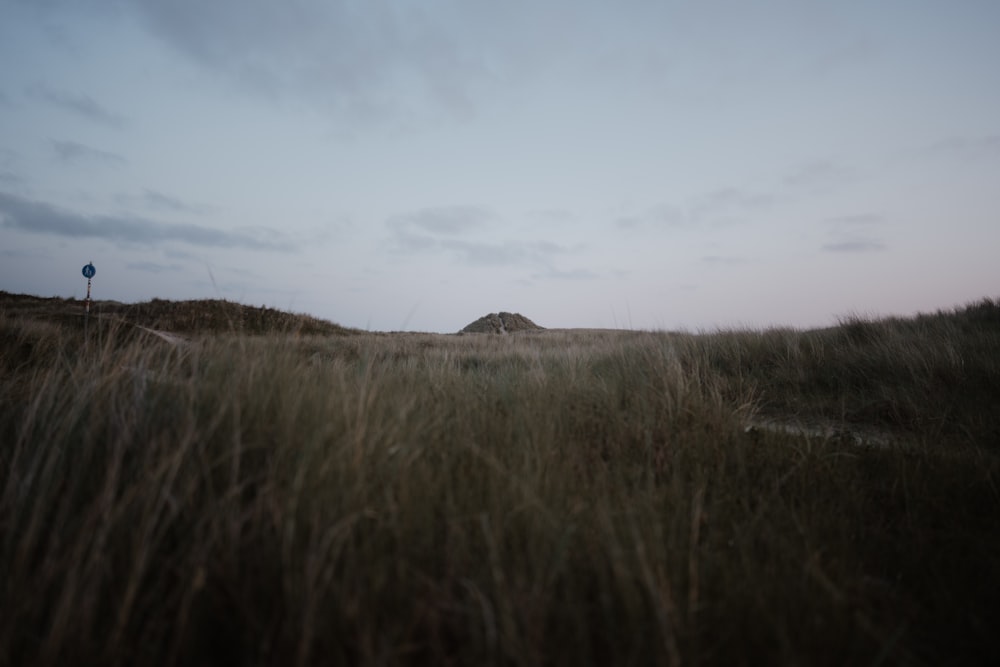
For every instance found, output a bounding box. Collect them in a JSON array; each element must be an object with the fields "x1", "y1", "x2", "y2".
[
  {"x1": 921, "y1": 135, "x2": 1000, "y2": 163},
  {"x1": 647, "y1": 203, "x2": 688, "y2": 227},
  {"x1": 701, "y1": 255, "x2": 749, "y2": 265},
  {"x1": 386, "y1": 205, "x2": 493, "y2": 254},
  {"x1": 0, "y1": 149, "x2": 24, "y2": 184},
  {"x1": 52, "y1": 140, "x2": 127, "y2": 166},
  {"x1": 126, "y1": 260, "x2": 185, "y2": 274},
  {"x1": 163, "y1": 248, "x2": 202, "y2": 262},
  {"x1": 528, "y1": 208, "x2": 577, "y2": 225},
  {"x1": 1, "y1": 246, "x2": 51, "y2": 259},
  {"x1": 614, "y1": 203, "x2": 685, "y2": 231},
  {"x1": 693, "y1": 188, "x2": 773, "y2": 215},
  {"x1": 120, "y1": 2, "x2": 656, "y2": 127},
  {"x1": 805, "y1": 36, "x2": 877, "y2": 78},
  {"x1": 824, "y1": 213, "x2": 883, "y2": 226},
  {"x1": 0, "y1": 191, "x2": 294, "y2": 251},
  {"x1": 142, "y1": 189, "x2": 207, "y2": 214},
  {"x1": 117, "y1": 189, "x2": 212, "y2": 215},
  {"x1": 385, "y1": 206, "x2": 573, "y2": 269},
  {"x1": 26, "y1": 84, "x2": 127, "y2": 128},
  {"x1": 535, "y1": 267, "x2": 600, "y2": 281},
  {"x1": 440, "y1": 239, "x2": 566, "y2": 267},
  {"x1": 392, "y1": 205, "x2": 491, "y2": 235},
  {"x1": 387, "y1": 227, "x2": 437, "y2": 253},
  {"x1": 822, "y1": 213, "x2": 886, "y2": 252},
  {"x1": 822, "y1": 240, "x2": 886, "y2": 253},
  {"x1": 616, "y1": 189, "x2": 769, "y2": 232},
  {"x1": 785, "y1": 159, "x2": 856, "y2": 191},
  {"x1": 614, "y1": 215, "x2": 644, "y2": 230},
  {"x1": 128, "y1": 1, "x2": 488, "y2": 122}
]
